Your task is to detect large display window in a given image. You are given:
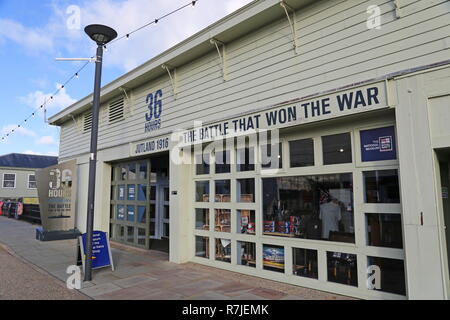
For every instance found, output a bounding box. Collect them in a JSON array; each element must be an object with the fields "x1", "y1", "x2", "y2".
[
  {"x1": 192, "y1": 121, "x2": 404, "y2": 298},
  {"x1": 262, "y1": 174, "x2": 355, "y2": 243}
]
